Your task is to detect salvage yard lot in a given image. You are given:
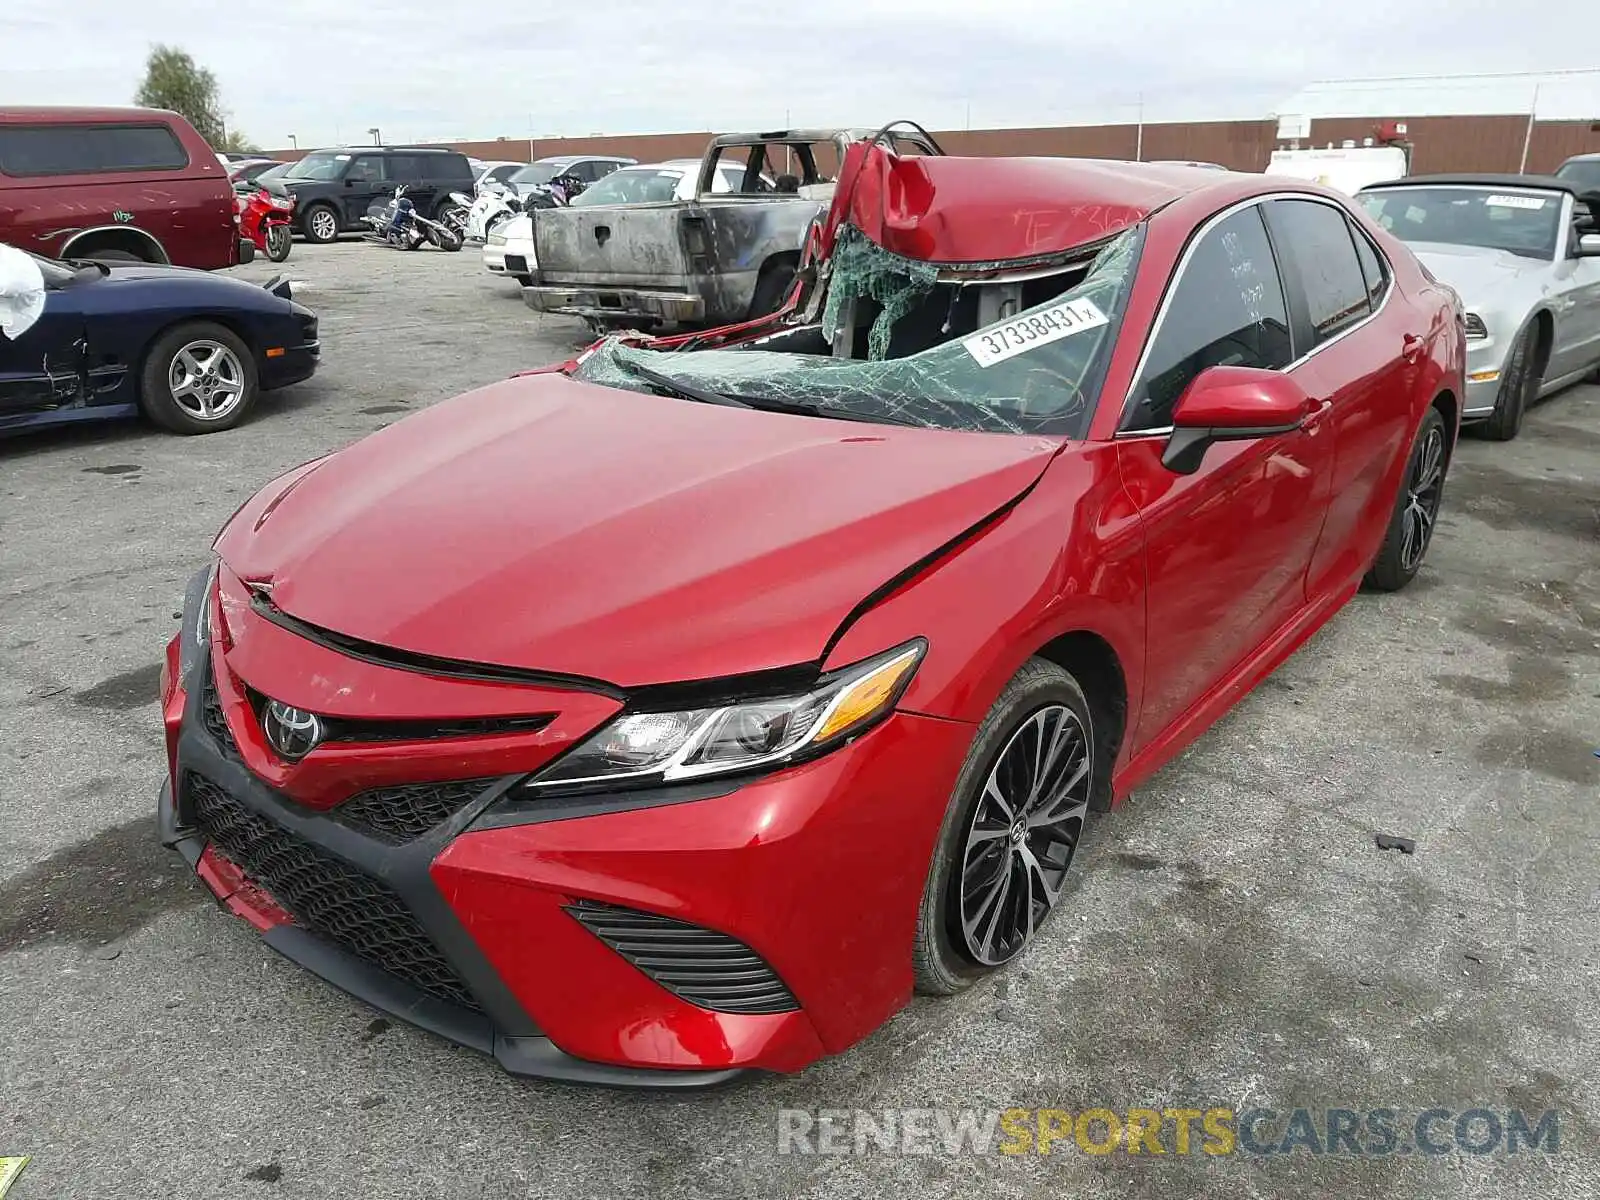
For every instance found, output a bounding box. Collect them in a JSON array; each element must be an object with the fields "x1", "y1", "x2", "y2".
[{"x1": 1, "y1": 244, "x2": 1597, "y2": 1199}]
